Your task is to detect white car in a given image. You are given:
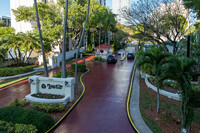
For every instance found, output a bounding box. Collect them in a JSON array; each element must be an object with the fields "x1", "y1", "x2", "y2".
[{"x1": 118, "y1": 49, "x2": 125, "y2": 55}]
